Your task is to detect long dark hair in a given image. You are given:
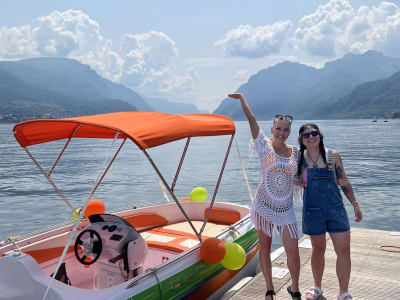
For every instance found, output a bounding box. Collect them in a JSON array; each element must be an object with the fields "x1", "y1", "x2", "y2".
[{"x1": 297, "y1": 123, "x2": 327, "y2": 176}]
